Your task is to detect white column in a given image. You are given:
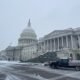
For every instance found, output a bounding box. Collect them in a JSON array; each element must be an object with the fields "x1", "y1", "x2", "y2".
[
  {"x1": 71, "y1": 35, "x2": 73, "y2": 49},
  {"x1": 66, "y1": 36, "x2": 68, "y2": 48},
  {"x1": 47, "y1": 40, "x2": 48, "y2": 52},
  {"x1": 58, "y1": 38, "x2": 59, "y2": 51},
  {"x1": 50, "y1": 39, "x2": 52, "y2": 52},
  {"x1": 48, "y1": 40, "x2": 50, "y2": 52},
  {"x1": 52, "y1": 39, "x2": 54, "y2": 51},
  {"x1": 78, "y1": 35, "x2": 80, "y2": 48},
  {"x1": 49, "y1": 40, "x2": 51, "y2": 52},
  {"x1": 41, "y1": 42, "x2": 43, "y2": 52},
  {"x1": 54, "y1": 38, "x2": 56, "y2": 51},
  {"x1": 45, "y1": 40, "x2": 47, "y2": 53},
  {"x1": 62, "y1": 37, "x2": 63, "y2": 49},
  {"x1": 45, "y1": 41, "x2": 47, "y2": 52},
  {"x1": 44, "y1": 41, "x2": 45, "y2": 51}
]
